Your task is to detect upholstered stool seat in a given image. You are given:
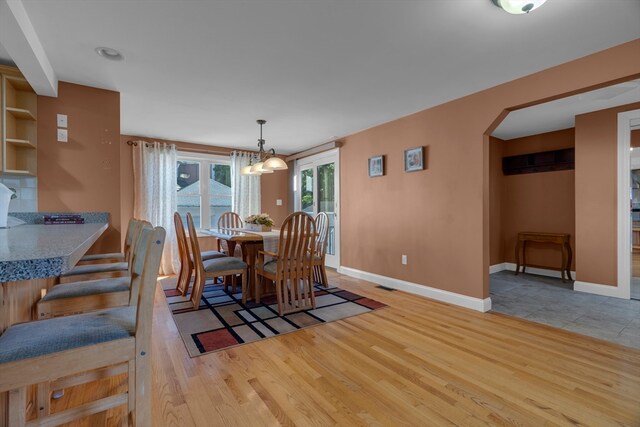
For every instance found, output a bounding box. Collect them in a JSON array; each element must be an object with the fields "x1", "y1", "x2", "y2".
[
  {"x1": 192, "y1": 250, "x2": 226, "y2": 263},
  {"x1": 203, "y1": 256, "x2": 247, "y2": 272},
  {"x1": 38, "y1": 276, "x2": 132, "y2": 319},
  {"x1": 0, "y1": 306, "x2": 135, "y2": 364},
  {"x1": 62, "y1": 262, "x2": 129, "y2": 277},
  {"x1": 80, "y1": 252, "x2": 125, "y2": 262},
  {"x1": 41, "y1": 276, "x2": 131, "y2": 302}
]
